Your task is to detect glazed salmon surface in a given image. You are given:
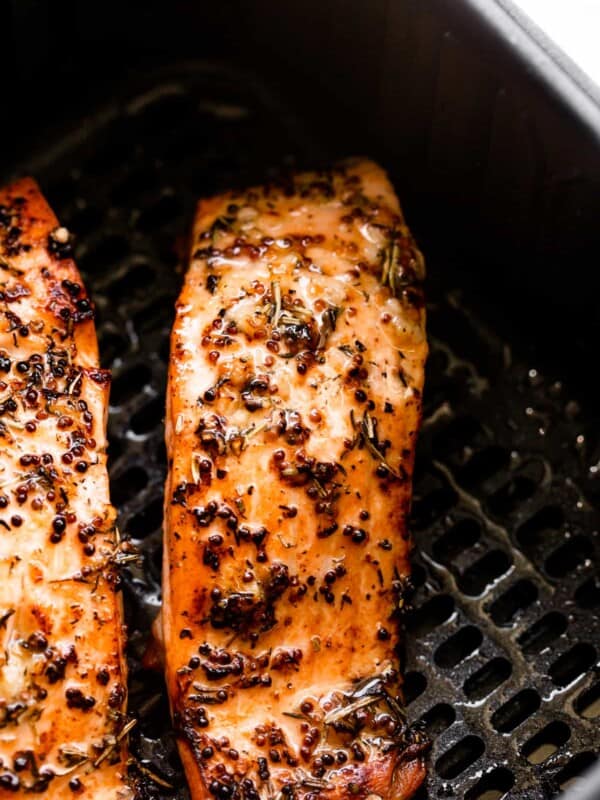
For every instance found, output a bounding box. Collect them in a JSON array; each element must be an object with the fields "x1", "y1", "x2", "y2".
[
  {"x1": 0, "y1": 180, "x2": 131, "y2": 797},
  {"x1": 164, "y1": 159, "x2": 427, "y2": 800}
]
